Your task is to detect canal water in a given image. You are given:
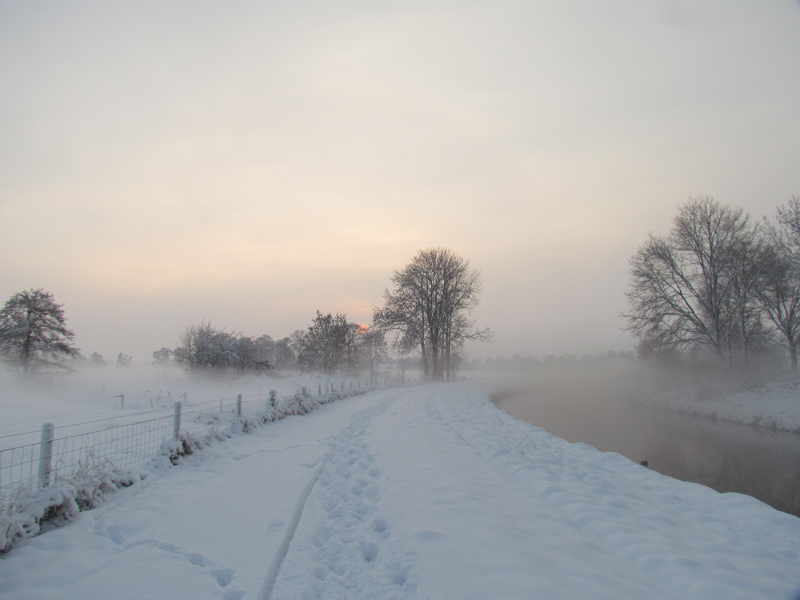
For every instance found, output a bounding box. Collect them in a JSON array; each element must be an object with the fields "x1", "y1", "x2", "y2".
[{"x1": 491, "y1": 369, "x2": 800, "y2": 517}]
